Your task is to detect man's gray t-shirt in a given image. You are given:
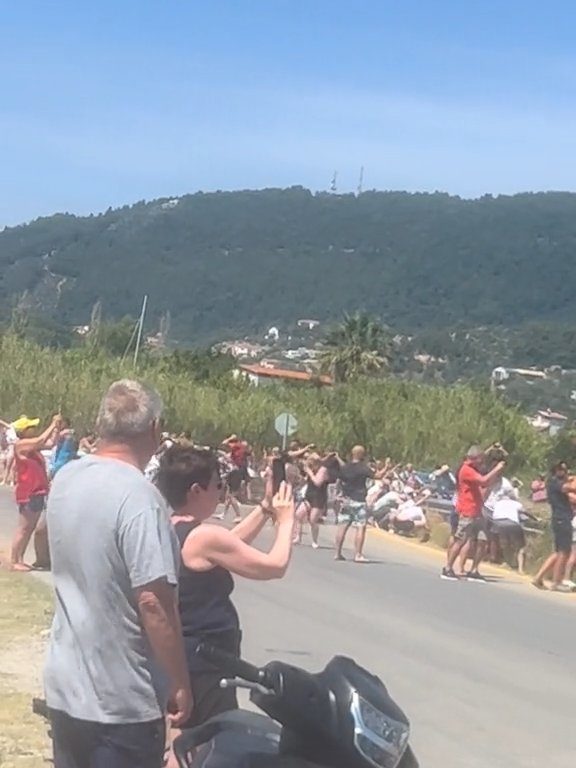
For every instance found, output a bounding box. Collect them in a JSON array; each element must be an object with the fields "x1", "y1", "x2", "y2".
[{"x1": 44, "y1": 455, "x2": 179, "y2": 723}]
